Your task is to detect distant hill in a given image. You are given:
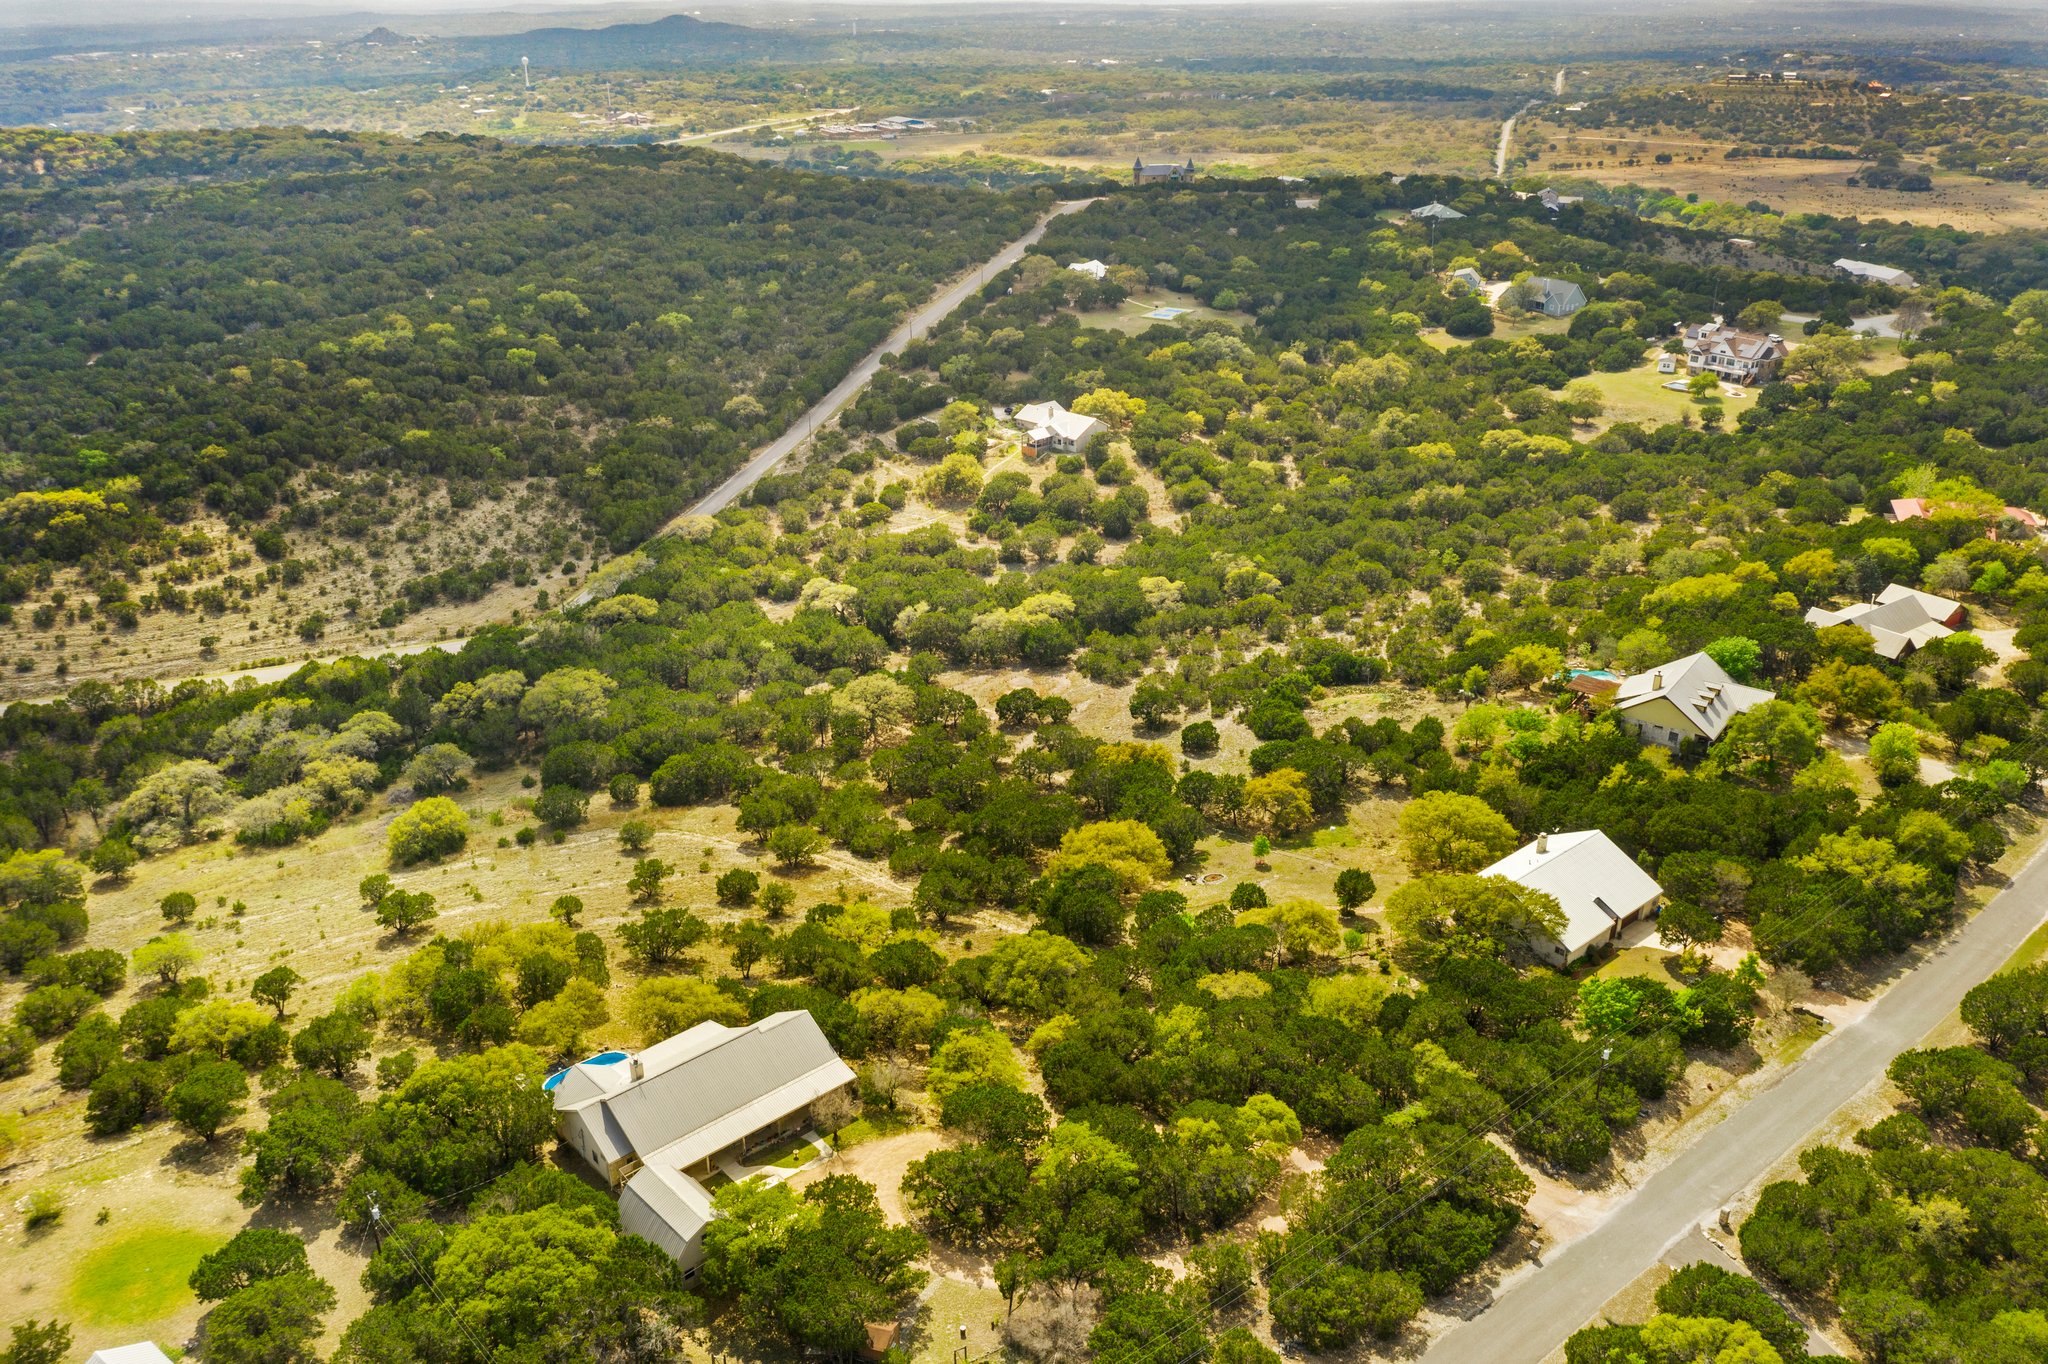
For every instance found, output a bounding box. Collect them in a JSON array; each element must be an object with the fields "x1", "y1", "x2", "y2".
[
  {"x1": 461, "y1": 12, "x2": 795, "y2": 69},
  {"x1": 358, "y1": 27, "x2": 415, "y2": 47}
]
